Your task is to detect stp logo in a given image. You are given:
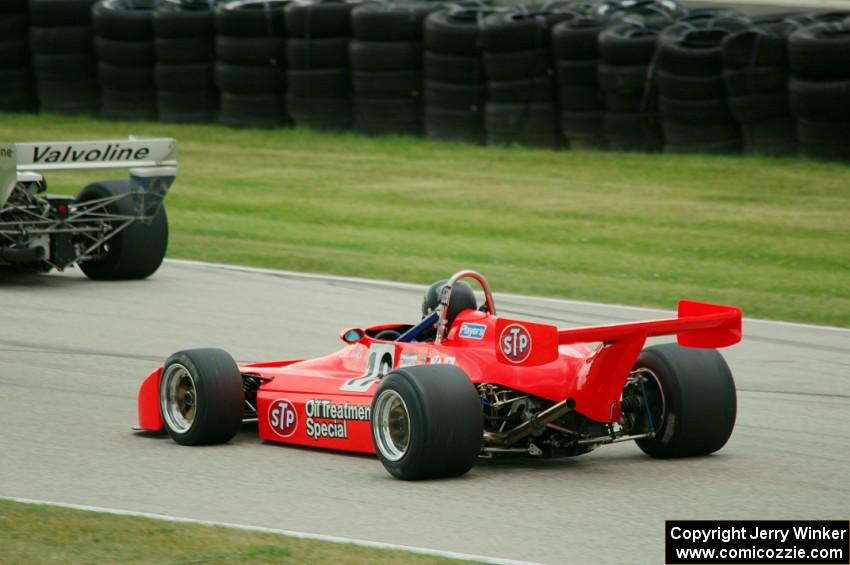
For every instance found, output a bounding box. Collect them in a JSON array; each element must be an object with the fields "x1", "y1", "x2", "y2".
[
  {"x1": 500, "y1": 324, "x2": 532, "y2": 363},
  {"x1": 268, "y1": 398, "x2": 298, "y2": 437}
]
